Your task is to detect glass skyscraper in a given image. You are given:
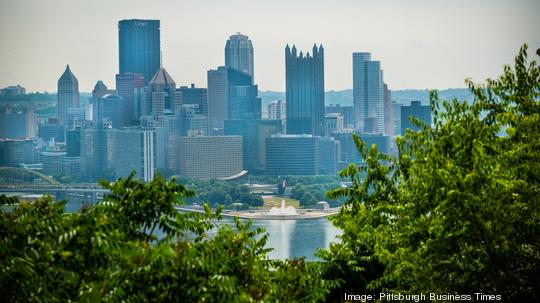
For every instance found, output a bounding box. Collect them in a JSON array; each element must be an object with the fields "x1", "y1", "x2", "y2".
[
  {"x1": 225, "y1": 33, "x2": 254, "y2": 81},
  {"x1": 285, "y1": 44, "x2": 325, "y2": 136},
  {"x1": 118, "y1": 19, "x2": 160, "y2": 85},
  {"x1": 353, "y1": 52, "x2": 384, "y2": 133}
]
